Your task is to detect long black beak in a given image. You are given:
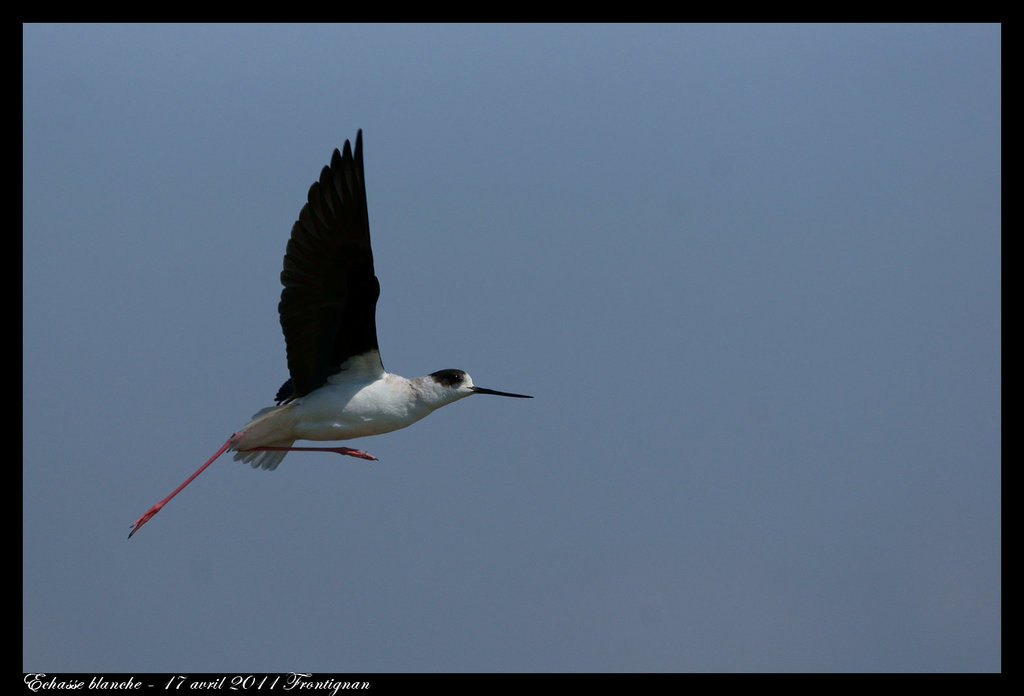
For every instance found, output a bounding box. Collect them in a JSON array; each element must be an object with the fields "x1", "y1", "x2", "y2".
[{"x1": 472, "y1": 386, "x2": 533, "y2": 398}]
